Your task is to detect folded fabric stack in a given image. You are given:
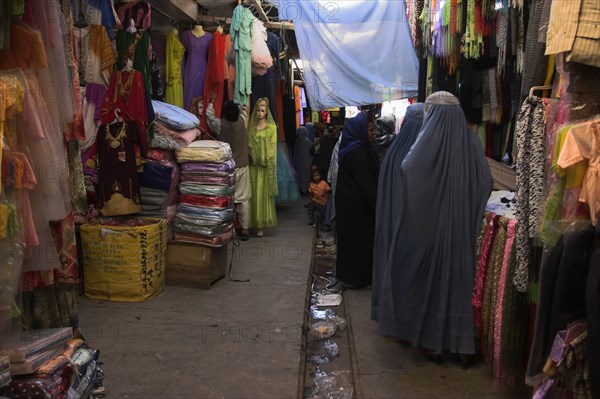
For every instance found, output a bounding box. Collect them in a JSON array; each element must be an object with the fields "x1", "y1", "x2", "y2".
[
  {"x1": 151, "y1": 100, "x2": 200, "y2": 151},
  {"x1": 138, "y1": 101, "x2": 201, "y2": 232},
  {"x1": 139, "y1": 150, "x2": 180, "y2": 223},
  {"x1": 174, "y1": 141, "x2": 236, "y2": 247}
]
